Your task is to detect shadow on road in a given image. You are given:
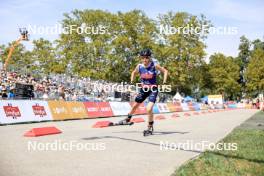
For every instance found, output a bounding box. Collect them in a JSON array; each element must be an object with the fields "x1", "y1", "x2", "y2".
[
  {"x1": 82, "y1": 132, "x2": 202, "y2": 154},
  {"x1": 112, "y1": 131, "x2": 189, "y2": 135}
]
